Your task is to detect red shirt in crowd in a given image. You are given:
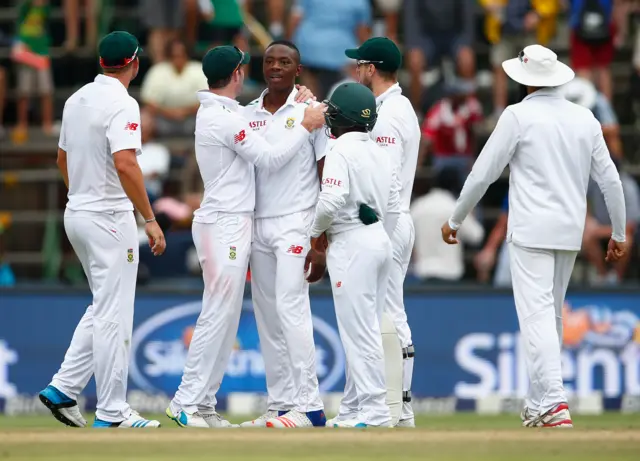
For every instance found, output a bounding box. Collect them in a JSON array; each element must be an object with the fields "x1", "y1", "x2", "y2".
[{"x1": 421, "y1": 97, "x2": 483, "y2": 157}]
